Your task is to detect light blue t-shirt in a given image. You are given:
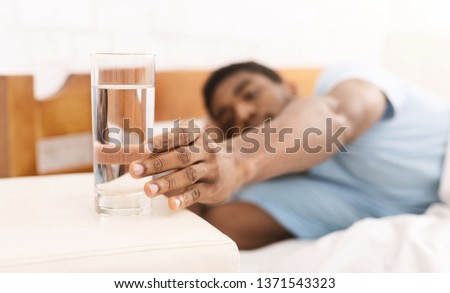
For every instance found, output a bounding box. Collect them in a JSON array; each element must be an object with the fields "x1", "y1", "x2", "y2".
[{"x1": 310, "y1": 62, "x2": 450, "y2": 213}]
